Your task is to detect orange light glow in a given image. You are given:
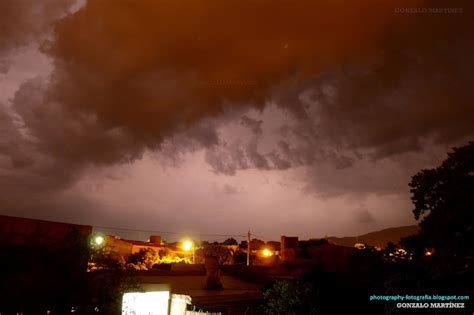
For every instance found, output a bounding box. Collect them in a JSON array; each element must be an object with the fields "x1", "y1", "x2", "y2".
[{"x1": 182, "y1": 240, "x2": 193, "y2": 251}]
